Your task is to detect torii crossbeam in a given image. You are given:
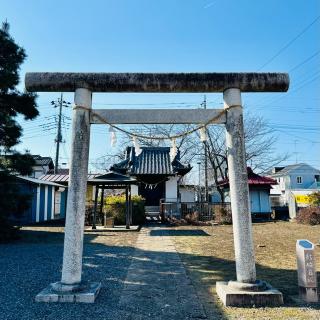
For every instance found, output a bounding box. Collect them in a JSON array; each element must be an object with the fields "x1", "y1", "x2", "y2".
[{"x1": 26, "y1": 72, "x2": 289, "y2": 306}]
